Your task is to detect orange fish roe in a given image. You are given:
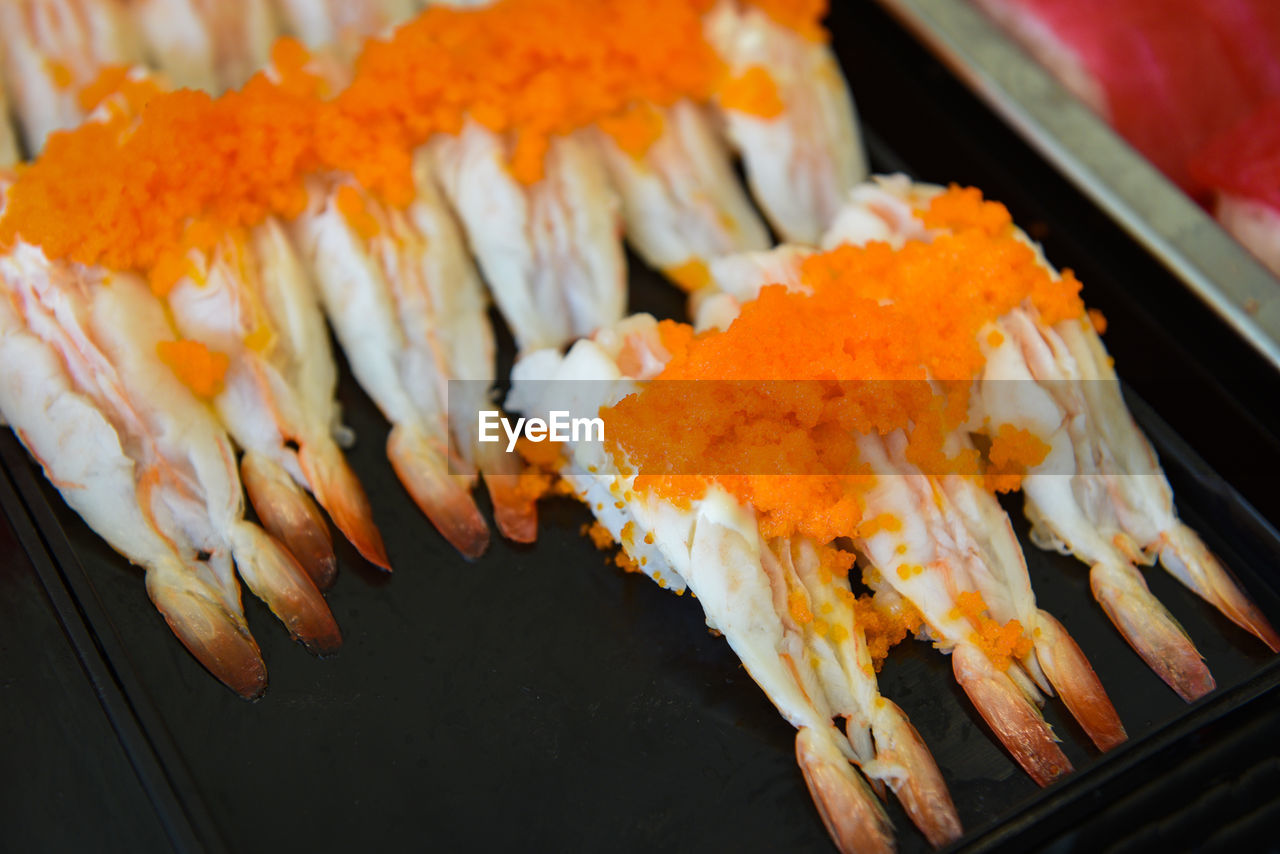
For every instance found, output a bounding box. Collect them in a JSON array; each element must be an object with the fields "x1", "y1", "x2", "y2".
[
  {"x1": 0, "y1": 0, "x2": 828, "y2": 281},
  {"x1": 952, "y1": 591, "x2": 1033, "y2": 671},
  {"x1": 663, "y1": 259, "x2": 713, "y2": 293},
  {"x1": 852, "y1": 592, "x2": 923, "y2": 671},
  {"x1": 45, "y1": 59, "x2": 74, "y2": 90},
  {"x1": 1, "y1": 57, "x2": 324, "y2": 293},
  {"x1": 595, "y1": 103, "x2": 667, "y2": 160},
  {"x1": 156, "y1": 339, "x2": 228, "y2": 399},
  {"x1": 719, "y1": 67, "x2": 785, "y2": 118},
  {"x1": 603, "y1": 187, "x2": 1085, "y2": 543},
  {"x1": 582, "y1": 520, "x2": 615, "y2": 551},
  {"x1": 985, "y1": 424, "x2": 1052, "y2": 494},
  {"x1": 335, "y1": 185, "x2": 380, "y2": 240},
  {"x1": 788, "y1": 589, "x2": 814, "y2": 624}
]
